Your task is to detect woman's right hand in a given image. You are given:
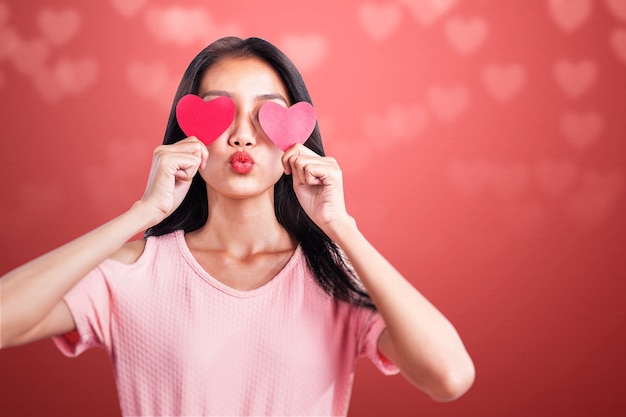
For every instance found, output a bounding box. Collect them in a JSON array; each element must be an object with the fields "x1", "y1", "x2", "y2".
[
  {"x1": 0, "y1": 137, "x2": 208, "y2": 349},
  {"x1": 139, "y1": 137, "x2": 208, "y2": 225}
]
